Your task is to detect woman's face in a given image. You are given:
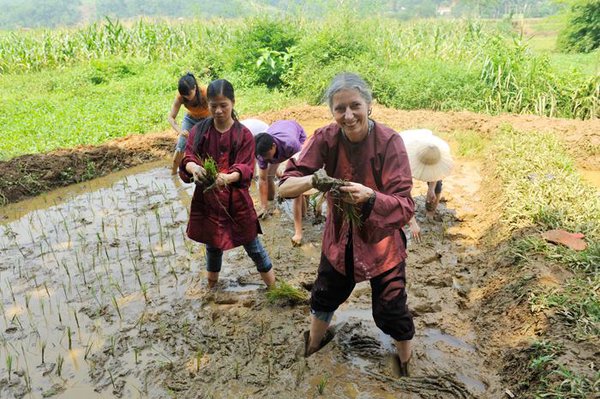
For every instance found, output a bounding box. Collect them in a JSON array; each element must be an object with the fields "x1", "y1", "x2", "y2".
[
  {"x1": 182, "y1": 87, "x2": 197, "y2": 102},
  {"x1": 208, "y1": 94, "x2": 234, "y2": 123},
  {"x1": 331, "y1": 89, "x2": 370, "y2": 142}
]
